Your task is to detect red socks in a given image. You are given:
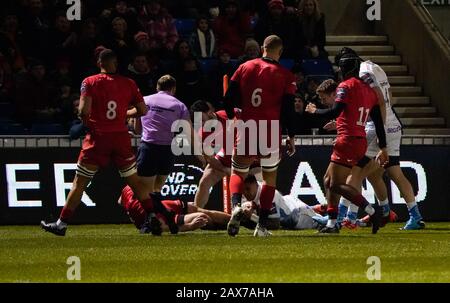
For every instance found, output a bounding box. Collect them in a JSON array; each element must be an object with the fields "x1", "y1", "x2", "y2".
[
  {"x1": 60, "y1": 206, "x2": 74, "y2": 223},
  {"x1": 260, "y1": 184, "x2": 275, "y2": 211},
  {"x1": 229, "y1": 174, "x2": 244, "y2": 195}
]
